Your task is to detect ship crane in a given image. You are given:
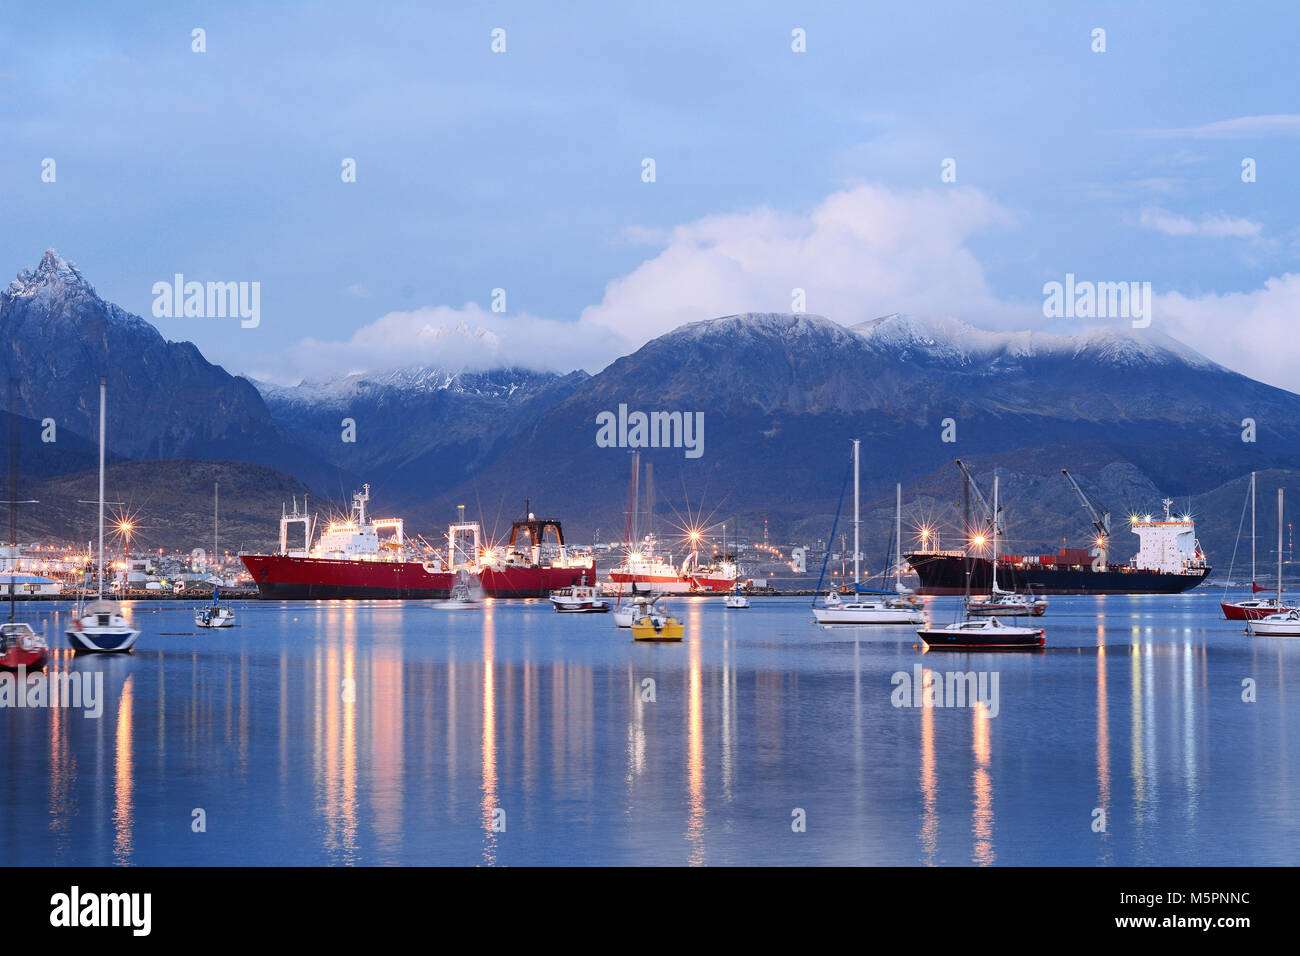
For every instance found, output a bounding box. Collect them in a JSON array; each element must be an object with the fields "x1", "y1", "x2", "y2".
[
  {"x1": 1061, "y1": 469, "x2": 1111, "y2": 567},
  {"x1": 954, "y1": 459, "x2": 1000, "y2": 535}
]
